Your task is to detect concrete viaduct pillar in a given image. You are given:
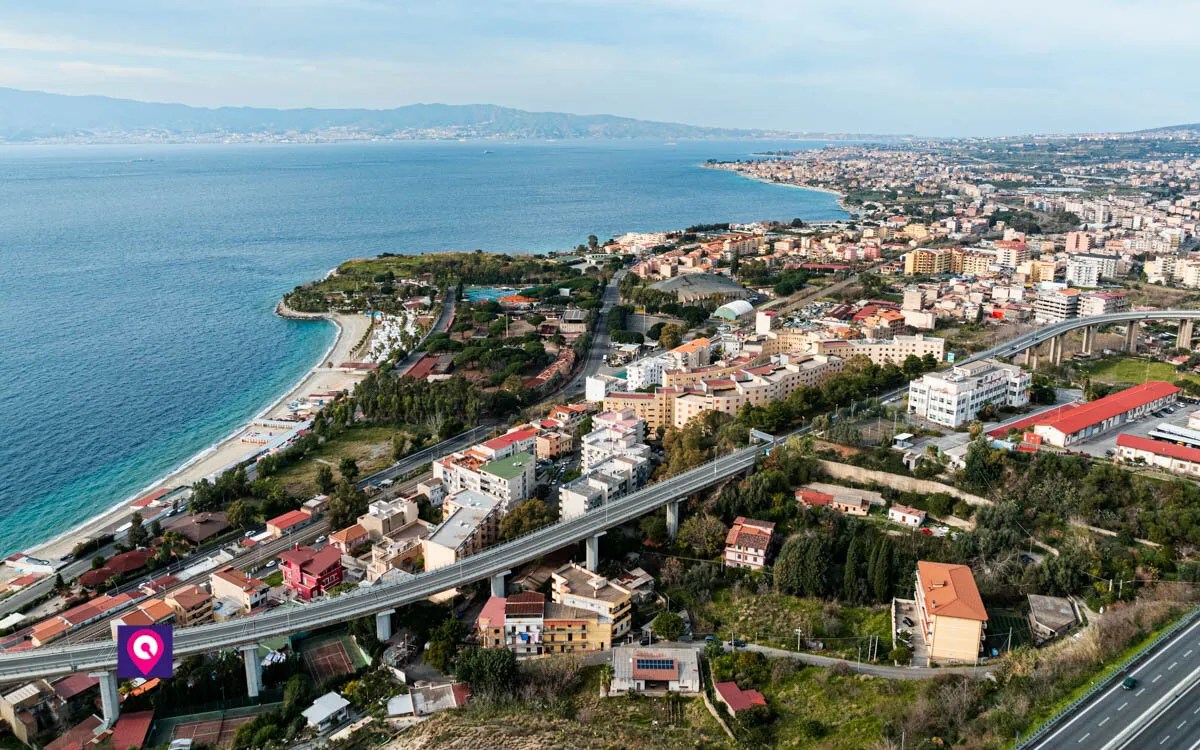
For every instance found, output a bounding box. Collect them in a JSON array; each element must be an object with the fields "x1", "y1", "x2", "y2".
[
  {"x1": 490, "y1": 570, "x2": 510, "y2": 598},
  {"x1": 1081, "y1": 325, "x2": 1097, "y2": 356},
  {"x1": 585, "y1": 532, "x2": 604, "y2": 572},
  {"x1": 91, "y1": 670, "x2": 120, "y2": 729},
  {"x1": 241, "y1": 644, "x2": 262, "y2": 700},
  {"x1": 1051, "y1": 334, "x2": 1065, "y2": 366},
  {"x1": 1124, "y1": 324, "x2": 1138, "y2": 353},
  {"x1": 376, "y1": 610, "x2": 394, "y2": 642},
  {"x1": 1179, "y1": 320, "x2": 1195, "y2": 350},
  {"x1": 666, "y1": 500, "x2": 682, "y2": 540}
]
